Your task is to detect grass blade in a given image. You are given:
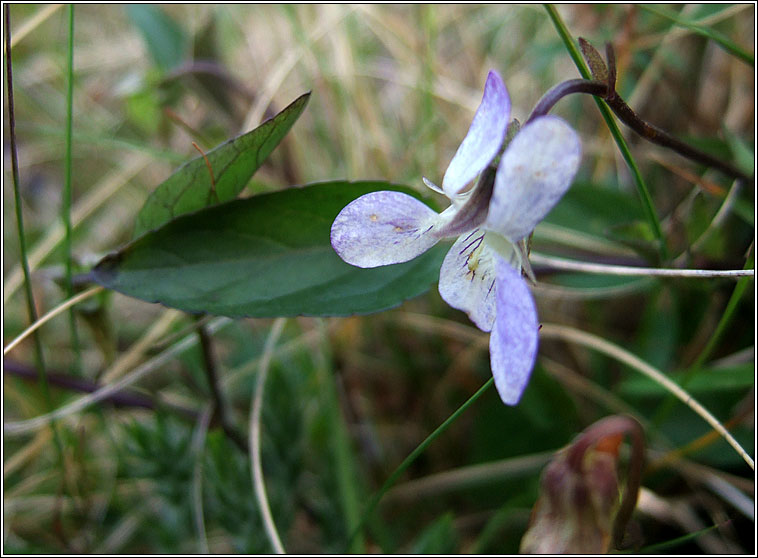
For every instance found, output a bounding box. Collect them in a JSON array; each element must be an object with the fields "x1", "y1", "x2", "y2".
[
  {"x1": 639, "y1": 4, "x2": 753, "y2": 67},
  {"x1": 4, "y1": 4, "x2": 51, "y2": 407},
  {"x1": 346, "y1": 377, "x2": 494, "y2": 550},
  {"x1": 544, "y1": 4, "x2": 669, "y2": 261},
  {"x1": 63, "y1": 4, "x2": 81, "y2": 371}
]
